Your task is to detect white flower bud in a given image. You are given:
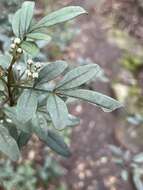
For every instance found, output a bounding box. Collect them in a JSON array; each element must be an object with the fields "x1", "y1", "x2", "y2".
[
  {"x1": 6, "y1": 118, "x2": 12, "y2": 123},
  {"x1": 32, "y1": 72, "x2": 39, "y2": 78},
  {"x1": 35, "y1": 62, "x2": 42, "y2": 68},
  {"x1": 17, "y1": 48, "x2": 23, "y2": 54},
  {"x1": 27, "y1": 59, "x2": 33, "y2": 65},
  {"x1": 14, "y1": 38, "x2": 21, "y2": 44},
  {"x1": 10, "y1": 43, "x2": 16, "y2": 49},
  {"x1": 26, "y1": 70, "x2": 32, "y2": 77}
]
